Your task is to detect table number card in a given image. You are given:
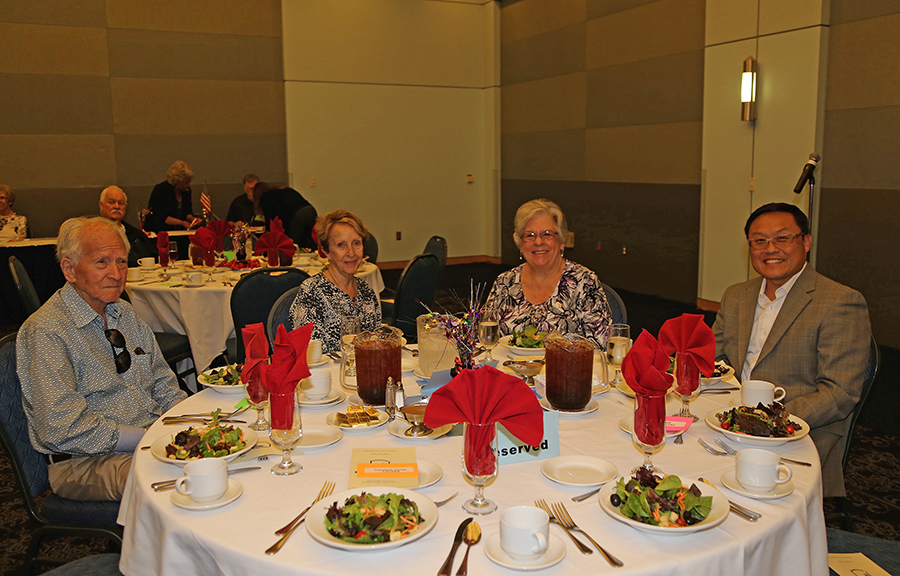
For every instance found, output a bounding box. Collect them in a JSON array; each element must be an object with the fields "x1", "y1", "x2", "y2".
[
  {"x1": 497, "y1": 411, "x2": 560, "y2": 465},
  {"x1": 349, "y1": 447, "x2": 419, "y2": 488}
]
